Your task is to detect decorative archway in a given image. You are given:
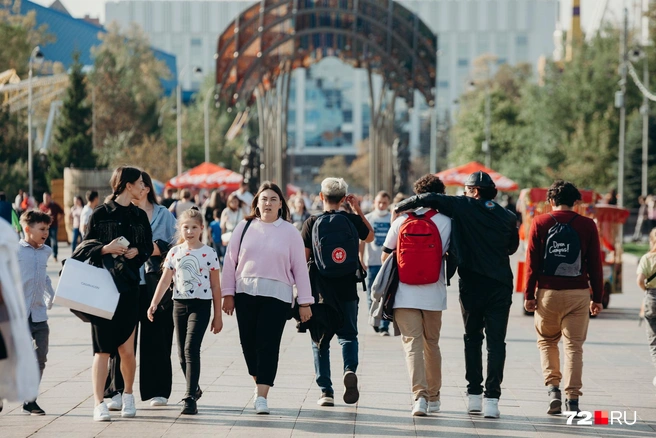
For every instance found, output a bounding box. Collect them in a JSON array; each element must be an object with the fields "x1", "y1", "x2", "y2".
[{"x1": 215, "y1": 0, "x2": 438, "y2": 193}]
